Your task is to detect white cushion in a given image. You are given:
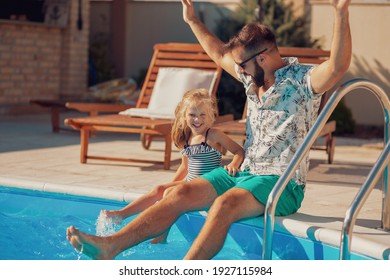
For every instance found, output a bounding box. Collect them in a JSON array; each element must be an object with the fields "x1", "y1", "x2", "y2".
[{"x1": 120, "y1": 67, "x2": 218, "y2": 119}]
